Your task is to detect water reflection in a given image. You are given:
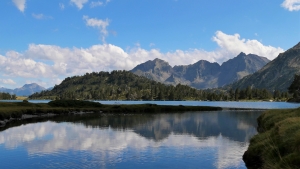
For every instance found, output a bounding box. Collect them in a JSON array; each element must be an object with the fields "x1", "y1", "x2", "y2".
[{"x1": 0, "y1": 110, "x2": 262, "y2": 169}]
